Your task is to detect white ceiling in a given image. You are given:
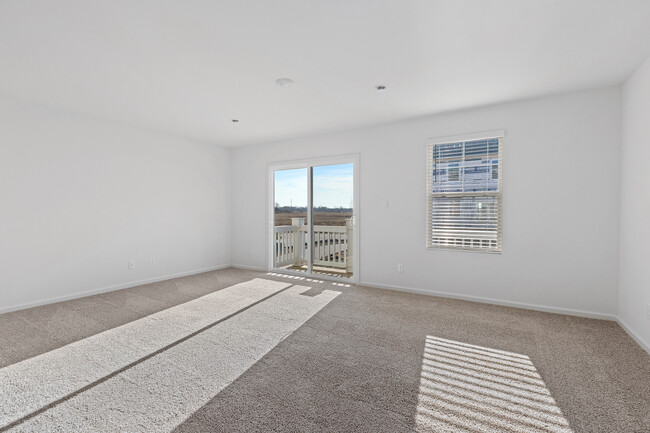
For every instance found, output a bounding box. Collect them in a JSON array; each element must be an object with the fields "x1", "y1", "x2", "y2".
[{"x1": 1, "y1": 1, "x2": 650, "y2": 146}]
